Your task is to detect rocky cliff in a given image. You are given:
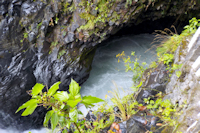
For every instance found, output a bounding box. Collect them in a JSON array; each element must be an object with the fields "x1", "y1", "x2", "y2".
[
  {"x1": 163, "y1": 27, "x2": 200, "y2": 132},
  {"x1": 0, "y1": 0, "x2": 200, "y2": 130}
]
